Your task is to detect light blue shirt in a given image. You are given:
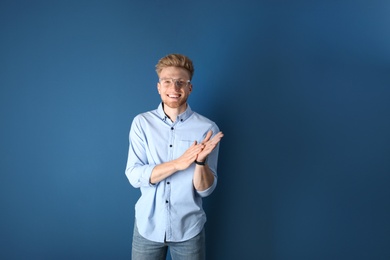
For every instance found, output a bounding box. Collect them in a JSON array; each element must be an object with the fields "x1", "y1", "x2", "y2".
[{"x1": 125, "y1": 103, "x2": 220, "y2": 242}]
